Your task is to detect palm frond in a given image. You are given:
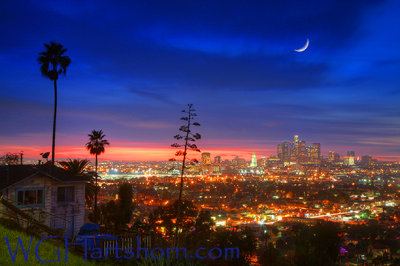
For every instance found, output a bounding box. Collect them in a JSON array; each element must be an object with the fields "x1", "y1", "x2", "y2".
[
  {"x1": 85, "y1": 129, "x2": 110, "y2": 156},
  {"x1": 37, "y1": 41, "x2": 71, "y2": 81}
]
